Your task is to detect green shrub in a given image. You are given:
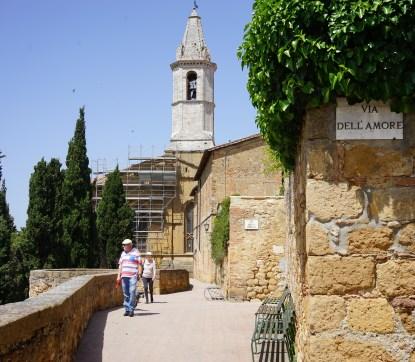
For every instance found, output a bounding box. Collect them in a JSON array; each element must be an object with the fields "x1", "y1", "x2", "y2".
[
  {"x1": 211, "y1": 197, "x2": 230, "y2": 265},
  {"x1": 238, "y1": 0, "x2": 415, "y2": 170}
]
